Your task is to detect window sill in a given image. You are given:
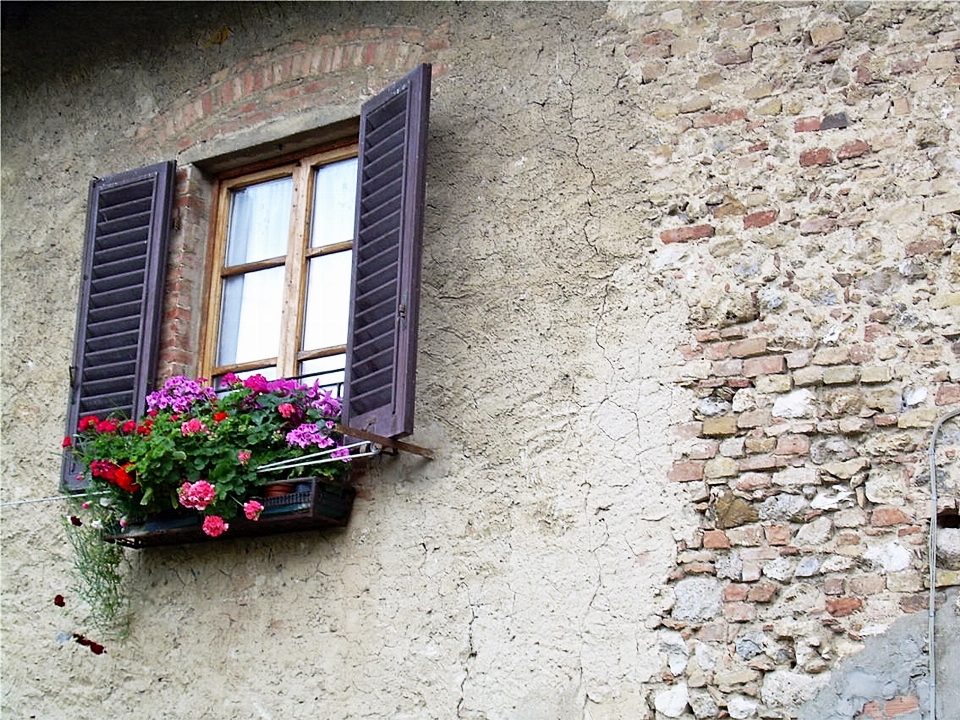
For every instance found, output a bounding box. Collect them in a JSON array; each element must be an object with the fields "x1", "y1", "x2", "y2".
[{"x1": 104, "y1": 478, "x2": 355, "y2": 549}]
